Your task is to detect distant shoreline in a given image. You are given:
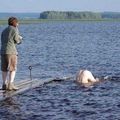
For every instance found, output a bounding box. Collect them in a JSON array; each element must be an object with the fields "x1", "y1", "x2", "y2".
[
  {"x1": 1, "y1": 11, "x2": 120, "y2": 25},
  {"x1": 0, "y1": 19, "x2": 120, "y2": 25}
]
